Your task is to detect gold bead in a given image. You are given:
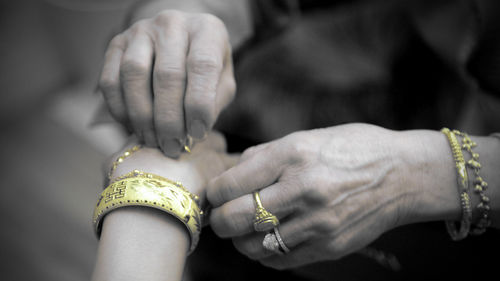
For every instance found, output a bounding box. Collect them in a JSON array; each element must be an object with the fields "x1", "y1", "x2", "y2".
[{"x1": 467, "y1": 159, "x2": 481, "y2": 169}]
